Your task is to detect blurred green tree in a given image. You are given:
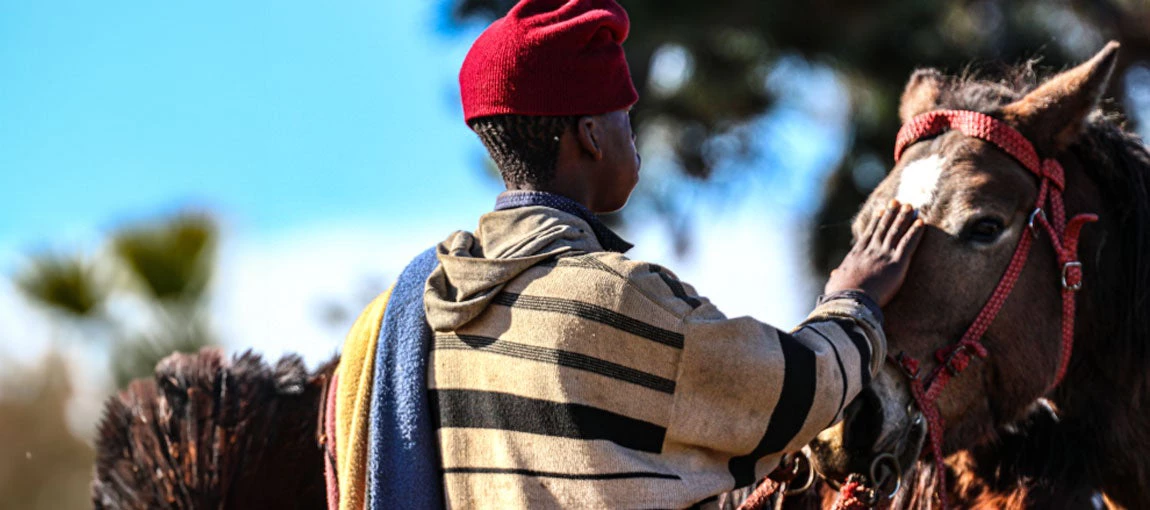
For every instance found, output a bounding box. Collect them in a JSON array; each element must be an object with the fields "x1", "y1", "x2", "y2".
[
  {"x1": 15, "y1": 212, "x2": 219, "y2": 387},
  {"x1": 449, "y1": 0, "x2": 1150, "y2": 278}
]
